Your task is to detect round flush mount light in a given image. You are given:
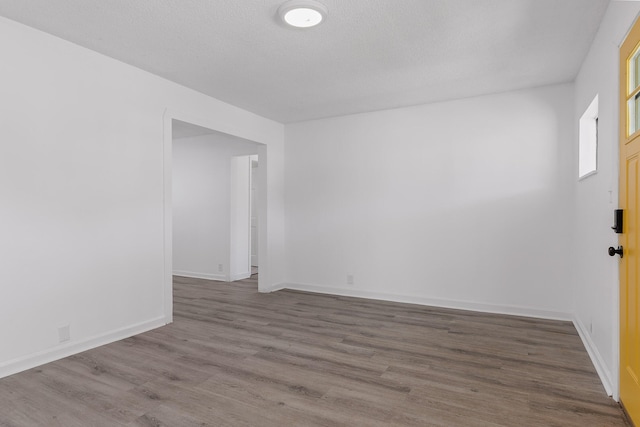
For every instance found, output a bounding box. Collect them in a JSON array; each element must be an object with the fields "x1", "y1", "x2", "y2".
[{"x1": 278, "y1": 0, "x2": 327, "y2": 28}]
